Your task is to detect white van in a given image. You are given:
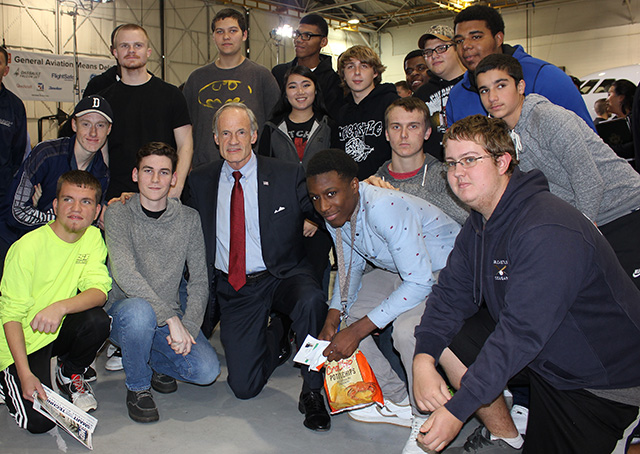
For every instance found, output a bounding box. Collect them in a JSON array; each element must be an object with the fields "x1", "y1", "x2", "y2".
[{"x1": 579, "y1": 64, "x2": 640, "y2": 119}]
